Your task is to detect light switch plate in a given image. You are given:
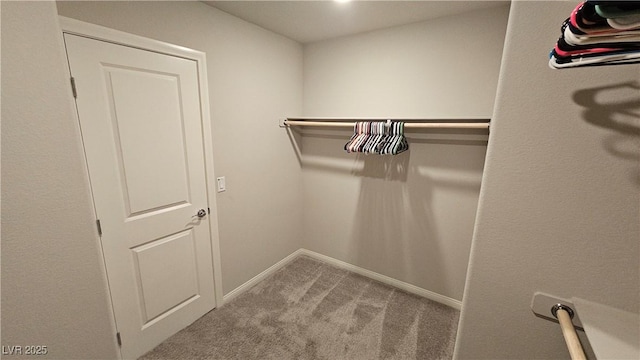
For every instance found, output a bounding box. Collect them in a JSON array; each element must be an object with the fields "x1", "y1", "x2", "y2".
[{"x1": 216, "y1": 176, "x2": 226, "y2": 192}]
